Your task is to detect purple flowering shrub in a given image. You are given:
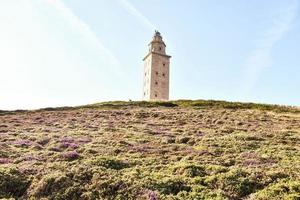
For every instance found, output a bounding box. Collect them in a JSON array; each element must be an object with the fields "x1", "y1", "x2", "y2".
[
  {"x1": 148, "y1": 190, "x2": 159, "y2": 200},
  {"x1": 0, "y1": 158, "x2": 11, "y2": 164},
  {"x1": 13, "y1": 140, "x2": 32, "y2": 147},
  {"x1": 0, "y1": 100, "x2": 299, "y2": 199},
  {"x1": 61, "y1": 151, "x2": 80, "y2": 161},
  {"x1": 59, "y1": 142, "x2": 79, "y2": 149}
]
